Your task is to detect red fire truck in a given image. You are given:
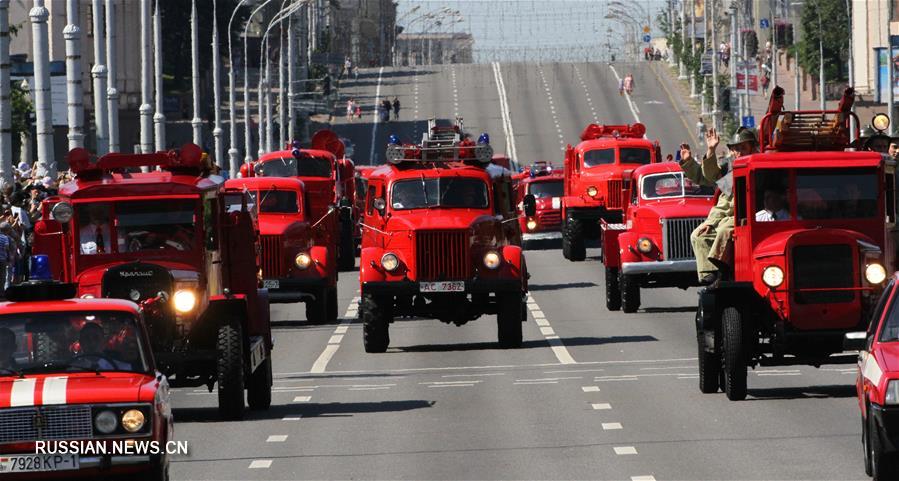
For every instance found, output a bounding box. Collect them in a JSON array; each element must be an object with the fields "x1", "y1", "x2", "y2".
[
  {"x1": 358, "y1": 123, "x2": 528, "y2": 352},
  {"x1": 514, "y1": 161, "x2": 564, "y2": 246},
  {"x1": 562, "y1": 122, "x2": 661, "y2": 261},
  {"x1": 354, "y1": 165, "x2": 377, "y2": 254},
  {"x1": 32, "y1": 145, "x2": 273, "y2": 420},
  {"x1": 224, "y1": 177, "x2": 338, "y2": 323},
  {"x1": 602, "y1": 162, "x2": 715, "y2": 312},
  {"x1": 695, "y1": 88, "x2": 895, "y2": 401}
]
